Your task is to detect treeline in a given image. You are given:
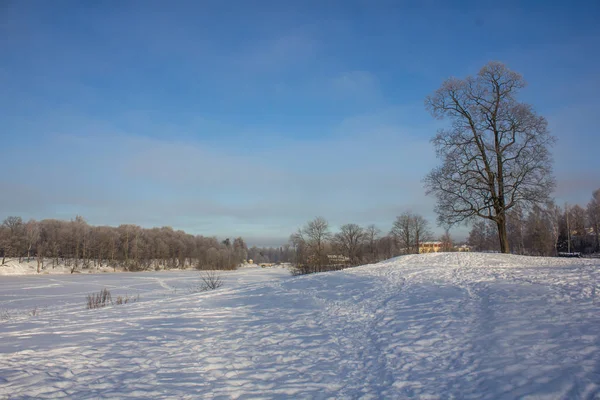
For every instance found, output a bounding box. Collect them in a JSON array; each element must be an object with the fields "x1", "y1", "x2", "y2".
[
  {"x1": 0, "y1": 216, "x2": 249, "y2": 273},
  {"x1": 287, "y1": 212, "x2": 436, "y2": 274},
  {"x1": 246, "y1": 246, "x2": 295, "y2": 265},
  {"x1": 286, "y1": 188, "x2": 600, "y2": 275},
  {"x1": 468, "y1": 189, "x2": 600, "y2": 256}
]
